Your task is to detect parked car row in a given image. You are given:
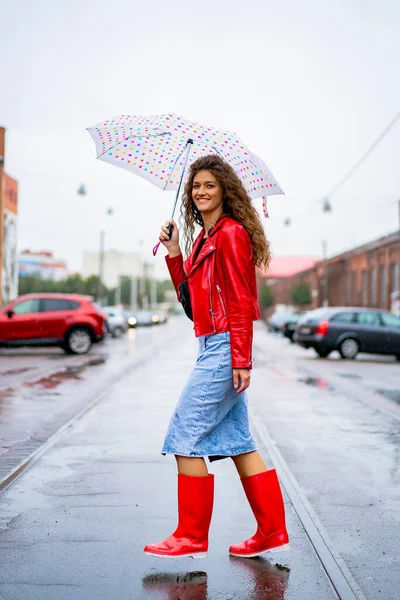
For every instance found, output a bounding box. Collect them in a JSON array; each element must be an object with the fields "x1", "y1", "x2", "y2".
[
  {"x1": 268, "y1": 307, "x2": 400, "y2": 360},
  {"x1": 0, "y1": 293, "x2": 169, "y2": 355}
]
